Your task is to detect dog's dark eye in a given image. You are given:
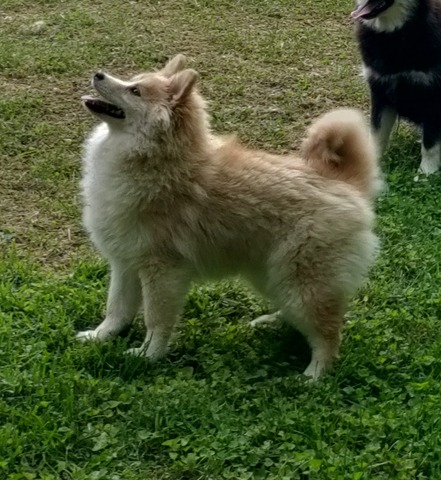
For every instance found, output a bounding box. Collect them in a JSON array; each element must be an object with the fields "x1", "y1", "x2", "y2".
[{"x1": 129, "y1": 86, "x2": 141, "y2": 96}]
